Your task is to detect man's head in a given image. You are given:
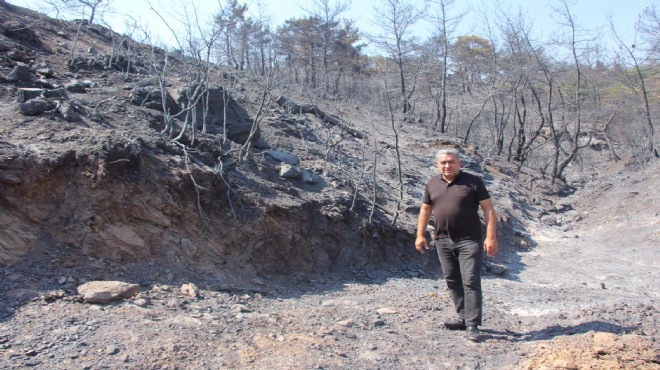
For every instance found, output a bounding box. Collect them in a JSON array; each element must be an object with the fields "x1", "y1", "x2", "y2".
[{"x1": 436, "y1": 148, "x2": 461, "y2": 181}]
